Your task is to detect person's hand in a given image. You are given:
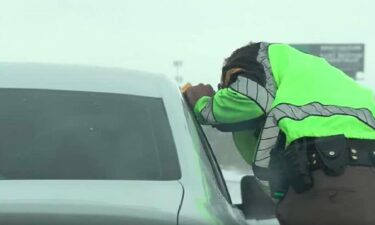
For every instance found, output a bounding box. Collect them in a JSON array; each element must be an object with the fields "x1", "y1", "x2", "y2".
[
  {"x1": 181, "y1": 83, "x2": 192, "y2": 93},
  {"x1": 183, "y1": 83, "x2": 215, "y2": 108}
]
